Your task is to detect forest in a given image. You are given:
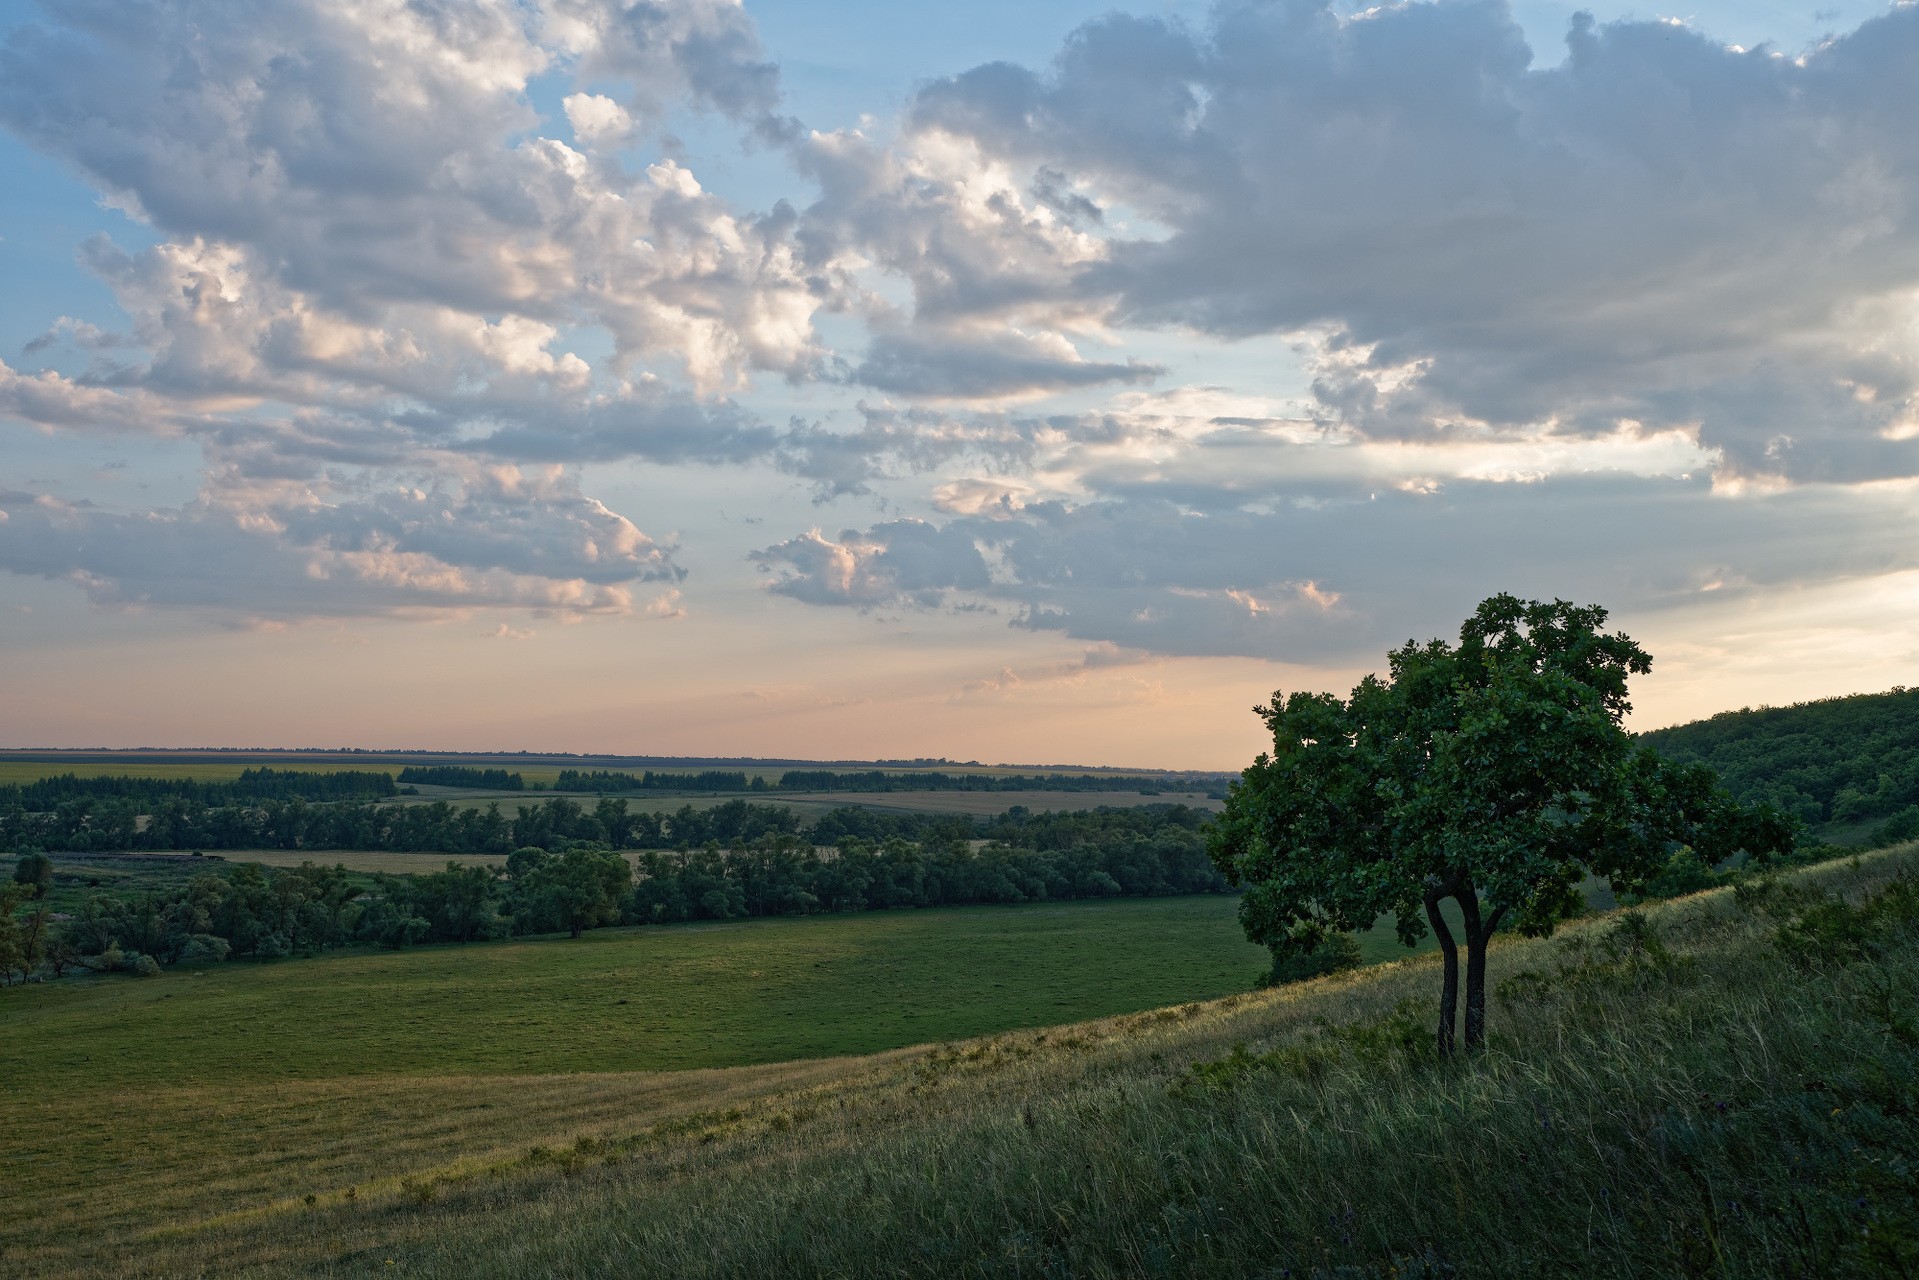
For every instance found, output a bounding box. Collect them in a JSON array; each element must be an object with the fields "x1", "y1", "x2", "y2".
[
  {"x1": 1641, "y1": 686, "x2": 1919, "y2": 842},
  {"x1": 0, "y1": 787, "x2": 1209, "y2": 857},
  {"x1": 0, "y1": 767, "x2": 396, "y2": 810},
  {"x1": 0, "y1": 806, "x2": 1226, "y2": 980},
  {"x1": 549, "y1": 768, "x2": 1224, "y2": 794}
]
